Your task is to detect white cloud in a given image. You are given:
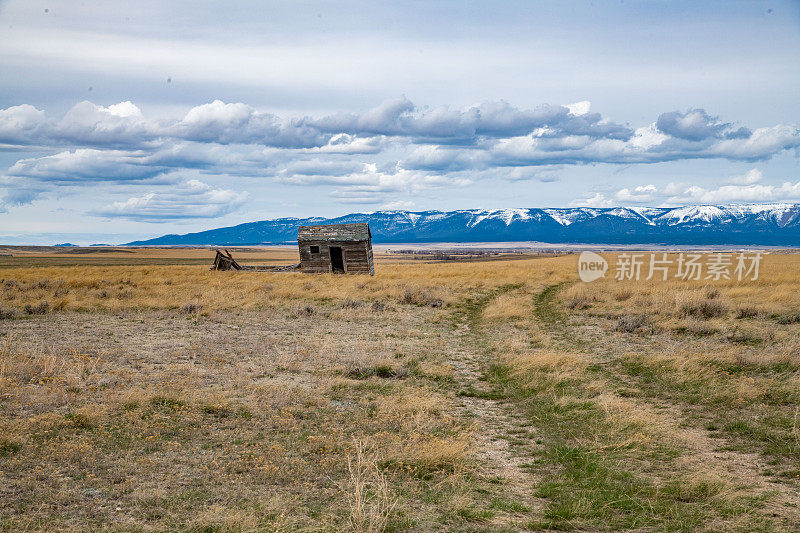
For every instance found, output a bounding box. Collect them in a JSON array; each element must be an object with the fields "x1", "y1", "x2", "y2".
[
  {"x1": 281, "y1": 159, "x2": 365, "y2": 177},
  {"x1": 381, "y1": 200, "x2": 415, "y2": 210},
  {"x1": 565, "y1": 101, "x2": 591, "y2": 116},
  {"x1": 729, "y1": 168, "x2": 763, "y2": 185},
  {"x1": 2, "y1": 98, "x2": 797, "y2": 165},
  {"x1": 570, "y1": 192, "x2": 613, "y2": 207},
  {"x1": 306, "y1": 134, "x2": 385, "y2": 155},
  {"x1": 656, "y1": 108, "x2": 732, "y2": 141},
  {"x1": 9, "y1": 149, "x2": 165, "y2": 182},
  {"x1": 106, "y1": 101, "x2": 144, "y2": 118},
  {"x1": 402, "y1": 145, "x2": 488, "y2": 172},
  {"x1": 629, "y1": 123, "x2": 670, "y2": 150},
  {"x1": 504, "y1": 166, "x2": 561, "y2": 182},
  {"x1": 292, "y1": 164, "x2": 474, "y2": 204},
  {"x1": 2, "y1": 97, "x2": 799, "y2": 222},
  {"x1": 55, "y1": 101, "x2": 154, "y2": 147},
  {"x1": 91, "y1": 179, "x2": 247, "y2": 221},
  {"x1": 0, "y1": 104, "x2": 47, "y2": 146},
  {"x1": 615, "y1": 184, "x2": 658, "y2": 203},
  {"x1": 574, "y1": 168, "x2": 800, "y2": 207},
  {"x1": 665, "y1": 181, "x2": 800, "y2": 205}
]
